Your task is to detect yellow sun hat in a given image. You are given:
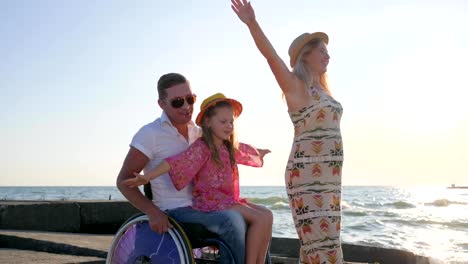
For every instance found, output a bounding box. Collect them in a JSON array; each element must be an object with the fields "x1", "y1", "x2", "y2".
[
  {"x1": 195, "y1": 93, "x2": 243, "y2": 126},
  {"x1": 288, "y1": 32, "x2": 329, "y2": 68}
]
